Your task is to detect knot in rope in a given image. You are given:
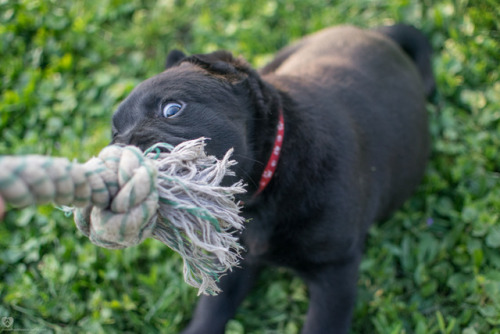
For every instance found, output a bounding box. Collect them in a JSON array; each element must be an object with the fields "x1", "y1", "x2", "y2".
[{"x1": 74, "y1": 145, "x2": 159, "y2": 249}]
